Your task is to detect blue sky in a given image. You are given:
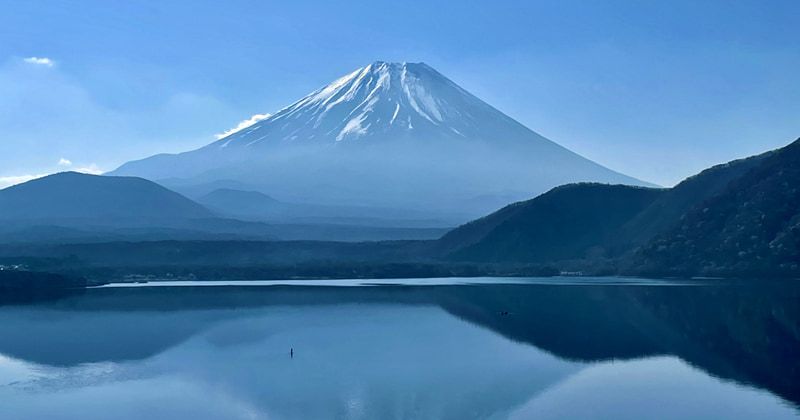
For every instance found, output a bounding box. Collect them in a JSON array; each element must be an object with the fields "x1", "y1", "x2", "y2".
[{"x1": 1, "y1": 0, "x2": 798, "y2": 187}]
